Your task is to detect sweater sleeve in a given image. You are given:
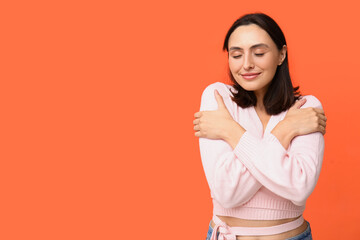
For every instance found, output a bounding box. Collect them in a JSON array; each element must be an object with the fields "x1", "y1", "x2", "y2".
[
  {"x1": 198, "y1": 82, "x2": 262, "y2": 209},
  {"x1": 233, "y1": 95, "x2": 325, "y2": 206}
]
